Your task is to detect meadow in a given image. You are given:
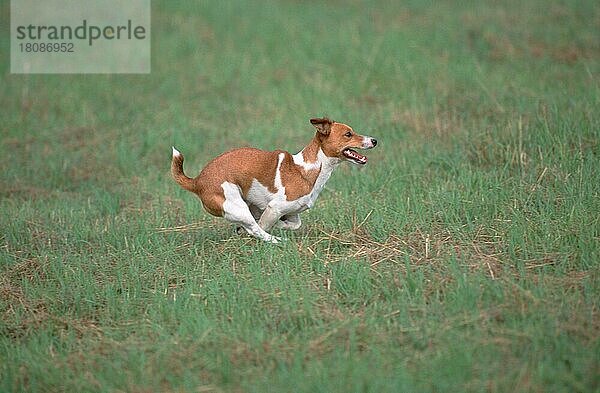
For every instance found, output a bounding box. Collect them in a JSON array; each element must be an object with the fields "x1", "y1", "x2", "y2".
[{"x1": 1, "y1": 1, "x2": 599, "y2": 391}]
